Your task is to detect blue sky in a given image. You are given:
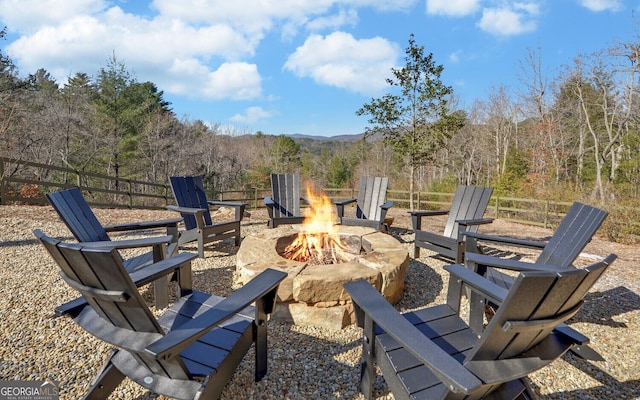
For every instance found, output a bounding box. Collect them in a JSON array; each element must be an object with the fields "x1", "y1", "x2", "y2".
[{"x1": 0, "y1": 0, "x2": 635, "y2": 137}]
